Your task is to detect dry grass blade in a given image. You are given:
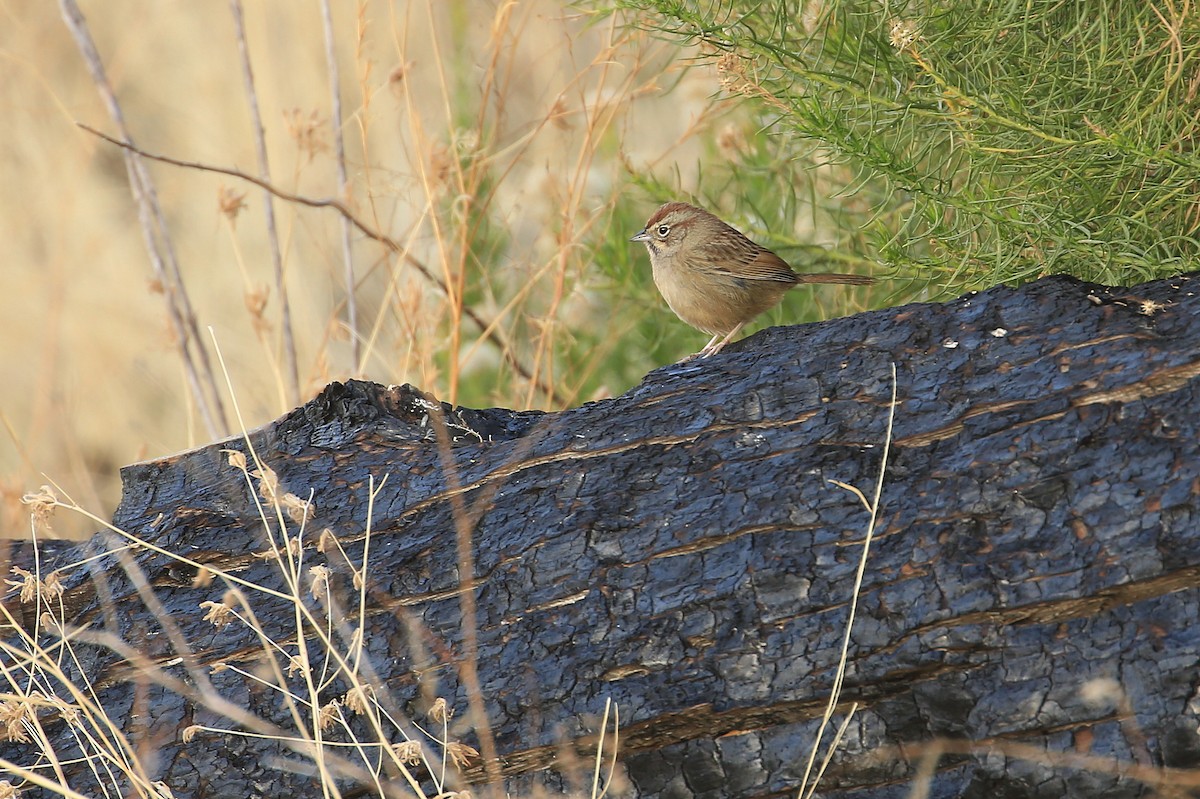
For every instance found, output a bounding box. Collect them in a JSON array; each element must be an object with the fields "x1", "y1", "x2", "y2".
[
  {"x1": 589, "y1": 698, "x2": 620, "y2": 799},
  {"x1": 799, "y1": 362, "x2": 897, "y2": 798}
]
